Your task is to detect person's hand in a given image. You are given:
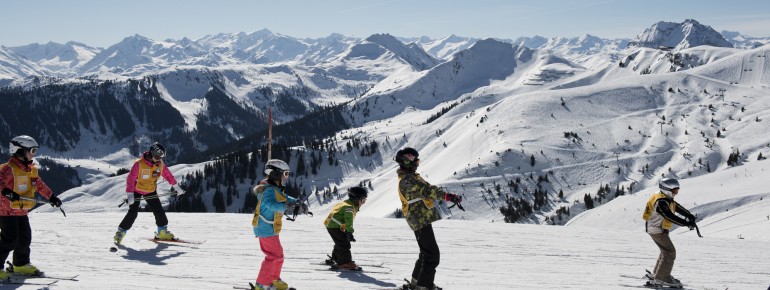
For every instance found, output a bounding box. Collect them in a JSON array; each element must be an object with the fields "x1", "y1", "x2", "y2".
[
  {"x1": 171, "y1": 184, "x2": 185, "y2": 196},
  {"x1": 1, "y1": 188, "x2": 20, "y2": 201},
  {"x1": 126, "y1": 193, "x2": 135, "y2": 205},
  {"x1": 445, "y1": 193, "x2": 462, "y2": 203},
  {"x1": 48, "y1": 195, "x2": 62, "y2": 207},
  {"x1": 346, "y1": 232, "x2": 356, "y2": 242},
  {"x1": 686, "y1": 219, "x2": 697, "y2": 229}
]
